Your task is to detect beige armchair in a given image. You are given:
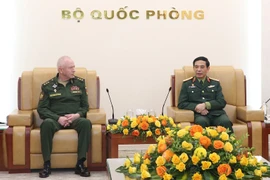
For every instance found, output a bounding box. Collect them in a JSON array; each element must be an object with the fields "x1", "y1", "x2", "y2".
[
  {"x1": 5, "y1": 68, "x2": 107, "y2": 173},
  {"x1": 167, "y1": 66, "x2": 264, "y2": 155}
]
